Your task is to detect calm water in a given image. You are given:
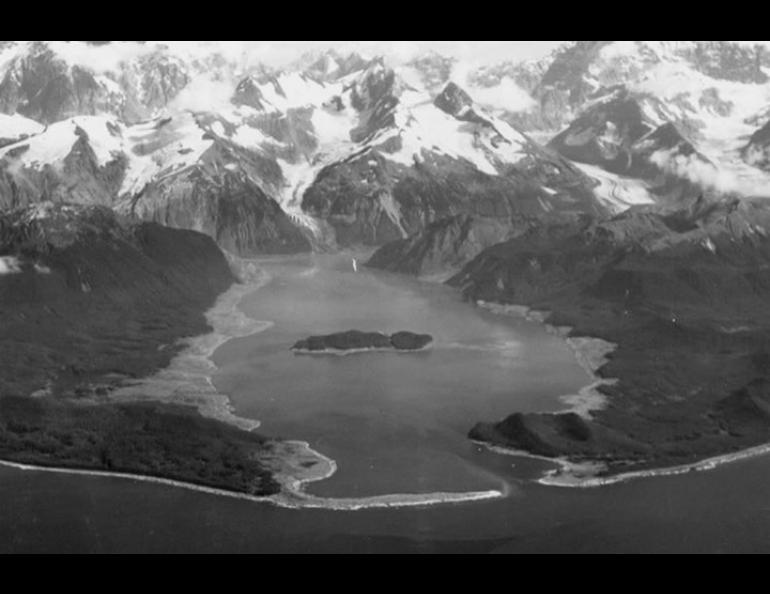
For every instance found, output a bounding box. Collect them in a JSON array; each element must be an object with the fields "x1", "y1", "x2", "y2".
[
  {"x1": 216, "y1": 253, "x2": 586, "y2": 498},
  {"x1": 3, "y1": 253, "x2": 770, "y2": 553}
]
